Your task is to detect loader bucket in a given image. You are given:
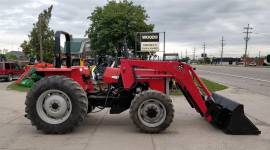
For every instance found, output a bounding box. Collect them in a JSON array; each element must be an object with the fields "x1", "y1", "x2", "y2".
[{"x1": 207, "y1": 93, "x2": 261, "y2": 135}]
